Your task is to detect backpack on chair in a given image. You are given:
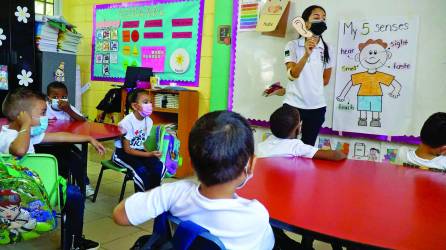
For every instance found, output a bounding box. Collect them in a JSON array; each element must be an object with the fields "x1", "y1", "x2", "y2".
[{"x1": 0, "y1": 156, "x2": 57, "y2": 245}]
